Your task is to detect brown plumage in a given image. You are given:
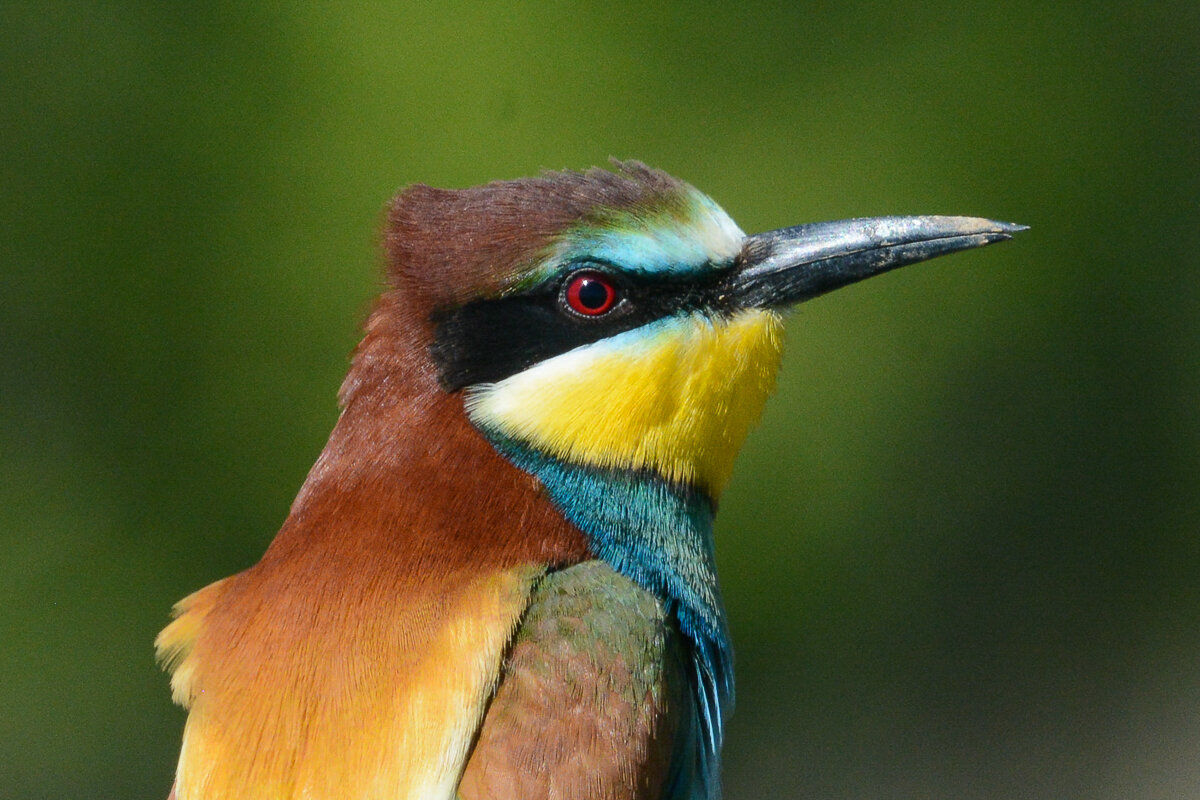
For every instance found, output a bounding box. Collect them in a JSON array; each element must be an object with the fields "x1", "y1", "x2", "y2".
[
  {"x1": 159, "y1": 166, "x2": 694, "y2": 800},
  {"x1": 158, "y1": 162, "x2": 1024, "y2": 800}
]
